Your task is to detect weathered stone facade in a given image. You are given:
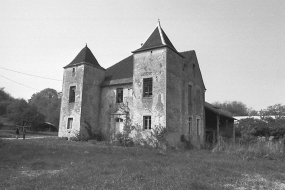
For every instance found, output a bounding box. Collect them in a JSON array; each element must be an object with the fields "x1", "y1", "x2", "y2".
[
  {"x1": 132, "y1": 48, "x2": 167, "y2": 128},
  {"x1": 58, "y1": 22, "x2": 212, "y2": 146}
]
